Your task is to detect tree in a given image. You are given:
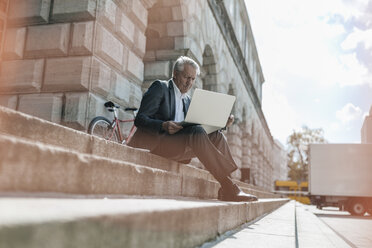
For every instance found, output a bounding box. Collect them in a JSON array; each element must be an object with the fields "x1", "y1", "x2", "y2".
[{"x1": 287, "y1": 126, "x2": 327, "y2": 182}]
